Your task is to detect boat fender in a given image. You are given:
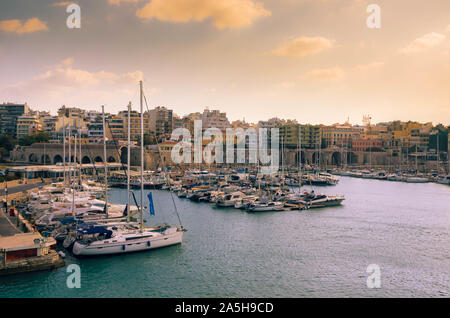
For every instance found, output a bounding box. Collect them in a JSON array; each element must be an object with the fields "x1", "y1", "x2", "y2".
[
  {"x1": 147, "y1": 241, "x2": 151, "y2": 247},
  {"x1": 122, "y1": 245, "x2": 126, "y2": 251}
]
